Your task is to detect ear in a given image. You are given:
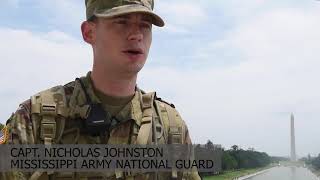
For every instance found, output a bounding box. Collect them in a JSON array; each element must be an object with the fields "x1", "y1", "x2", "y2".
[{"x1": 81, "y1": 21, "x2": 96, "y2": 44}]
